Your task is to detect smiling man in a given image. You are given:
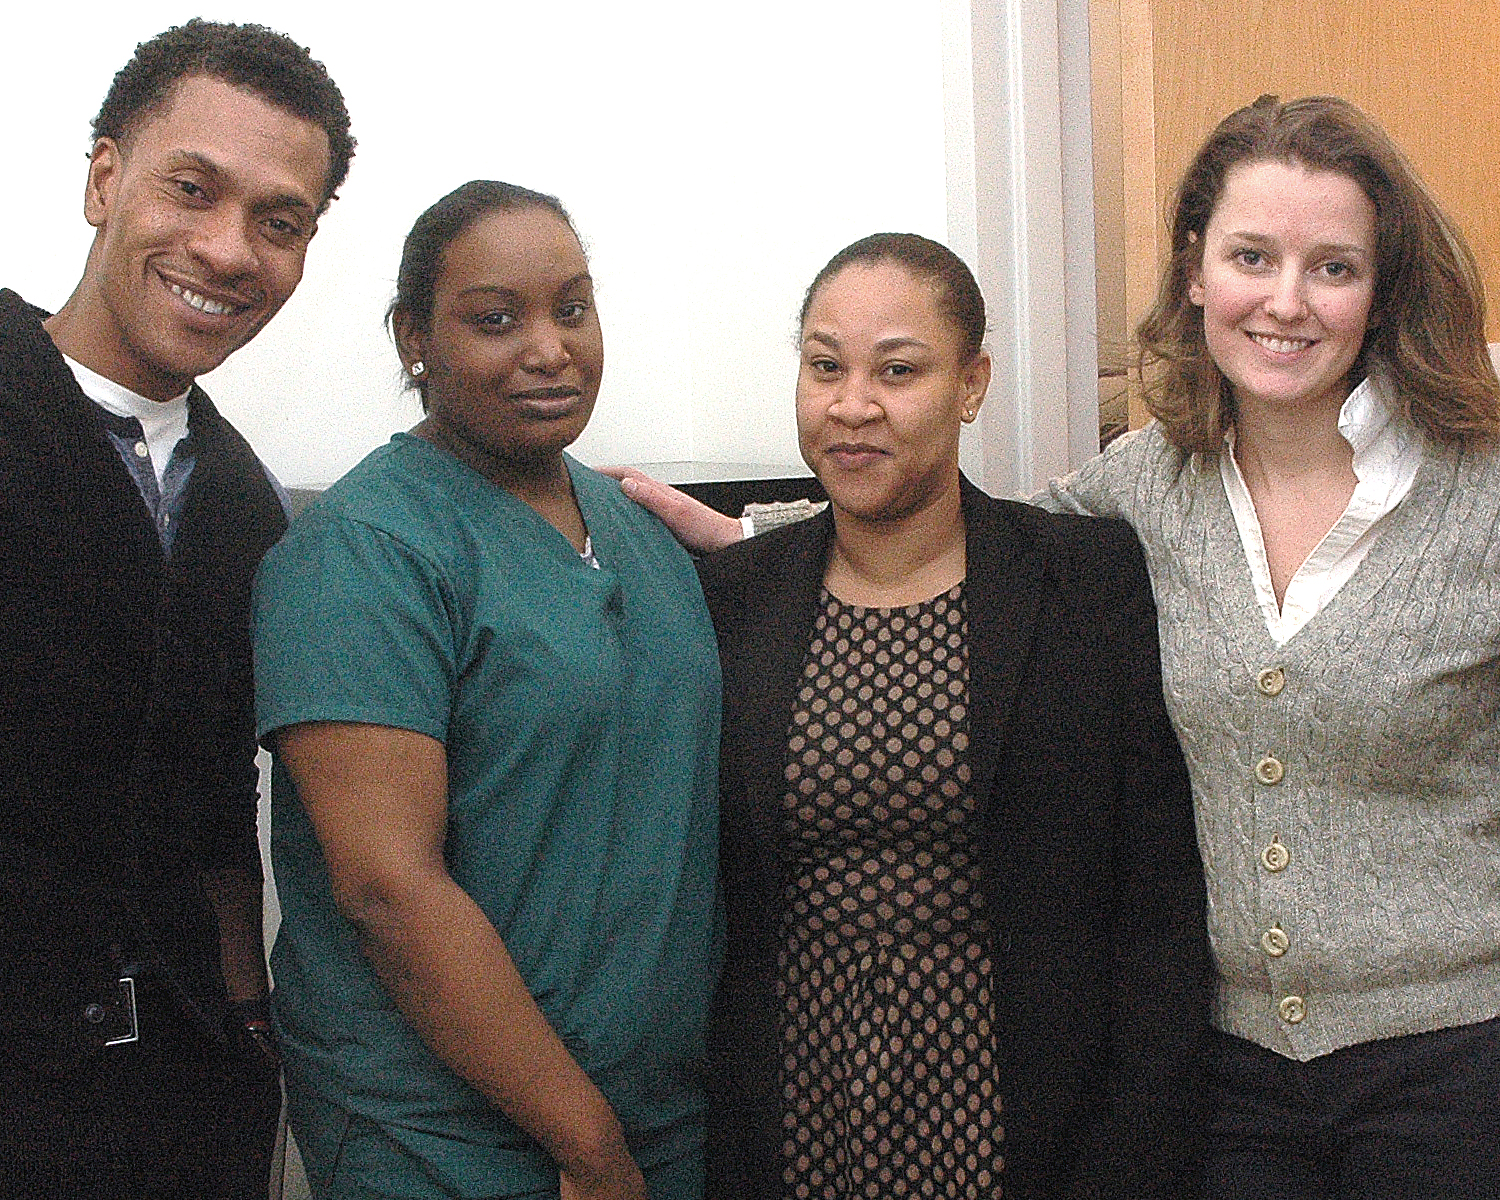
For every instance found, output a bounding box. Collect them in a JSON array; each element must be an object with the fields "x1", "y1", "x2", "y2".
[{"x1": 0, "y1": 20, "x2": 353, "y2": 1198}]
